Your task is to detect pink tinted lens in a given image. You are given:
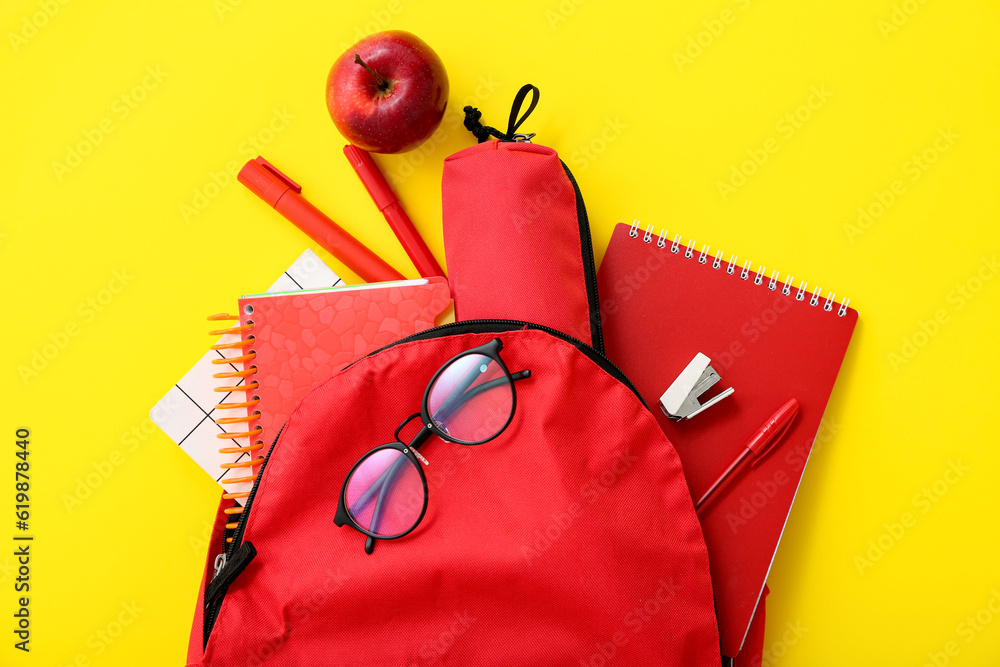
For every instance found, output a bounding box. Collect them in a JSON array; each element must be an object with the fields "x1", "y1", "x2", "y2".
[
  {"x1": 427, "y1": 353, "x2": 513, "y2": 444},
  {"x1": 345, "y1": 448, "x2": 424, "y2": 537}
]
